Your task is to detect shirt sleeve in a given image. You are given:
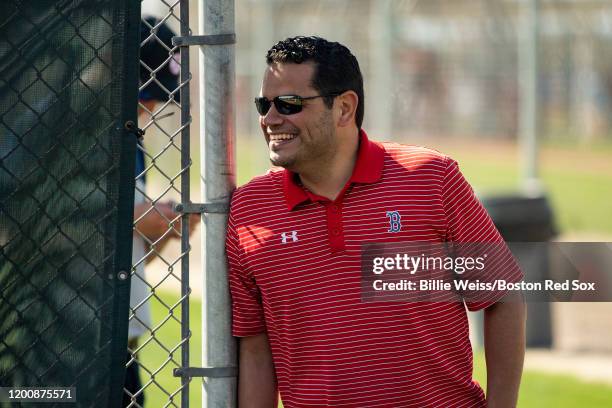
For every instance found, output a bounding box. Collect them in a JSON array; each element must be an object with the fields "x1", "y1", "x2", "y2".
[
  {"x1": 441, "y1": 157, "x2": 524, "y2": 311},
  {"x1": 226, "y1": 208, "x2": 266, "y2": 337}
]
